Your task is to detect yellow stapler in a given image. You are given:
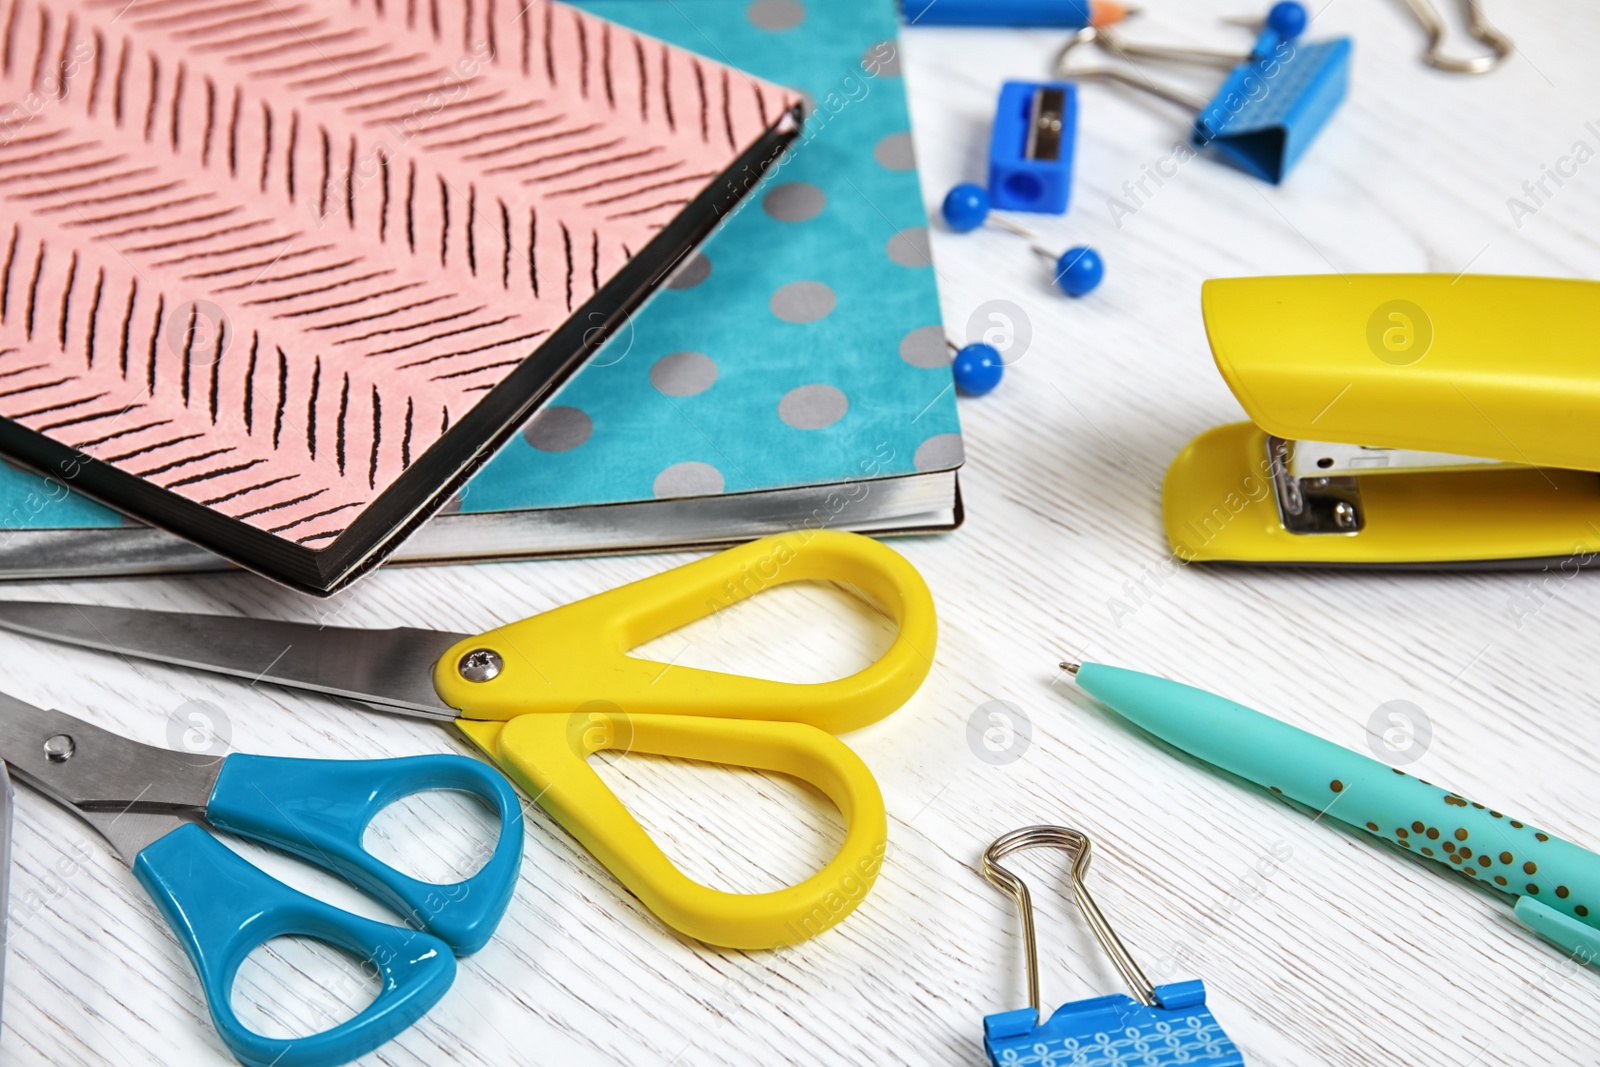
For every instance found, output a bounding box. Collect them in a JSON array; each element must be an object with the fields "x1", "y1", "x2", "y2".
[{"x1": 1165, "y1": 274, "x2": 1600, "y2": 567}]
